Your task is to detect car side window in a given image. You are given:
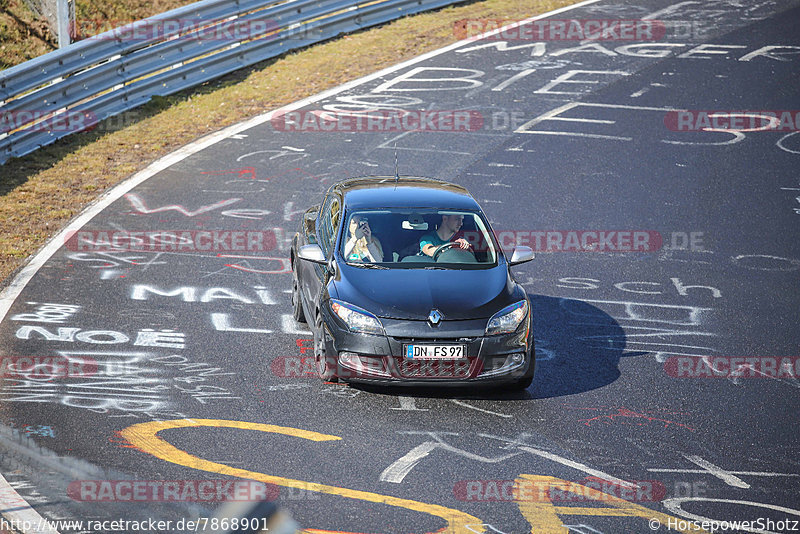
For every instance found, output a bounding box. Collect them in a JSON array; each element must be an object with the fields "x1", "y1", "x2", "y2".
[
  {"x1": 317, "y1": 195, "x2": 331, "y2": 256},
  {"x1": 318, "y1": 194, "x2": 340, "y2": 258}
]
